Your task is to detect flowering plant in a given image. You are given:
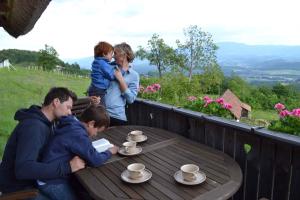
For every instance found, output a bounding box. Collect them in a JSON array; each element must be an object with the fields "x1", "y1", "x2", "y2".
[
  {"x1": 138, "y1": 83, "x2": 161, "y2": 101},
  {"x1": 268, "y1": 103, "x2": 300, "y2": 135},
  {"x1": 184, "y1": 95, "x2": 233, "y2": 119}
]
